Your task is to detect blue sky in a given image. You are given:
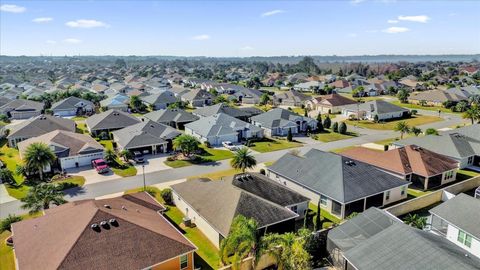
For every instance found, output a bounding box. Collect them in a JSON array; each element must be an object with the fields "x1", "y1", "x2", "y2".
[{"x1": 1, "y1": 0, "x2": 479, "y2": 56}]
